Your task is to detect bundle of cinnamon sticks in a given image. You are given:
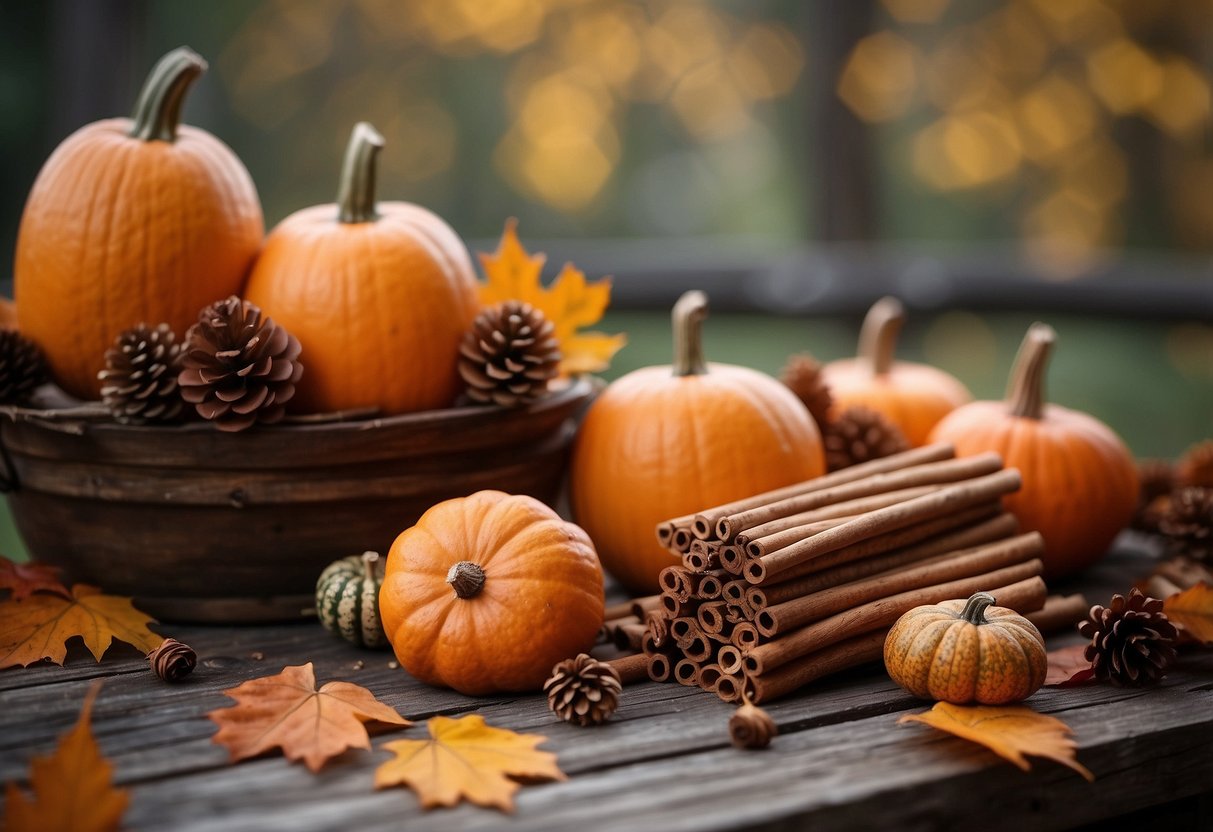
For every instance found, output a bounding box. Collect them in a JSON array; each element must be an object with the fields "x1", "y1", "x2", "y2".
[{"x1": 641, "y1": 443, "x2": 1064, "y2": 703}]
